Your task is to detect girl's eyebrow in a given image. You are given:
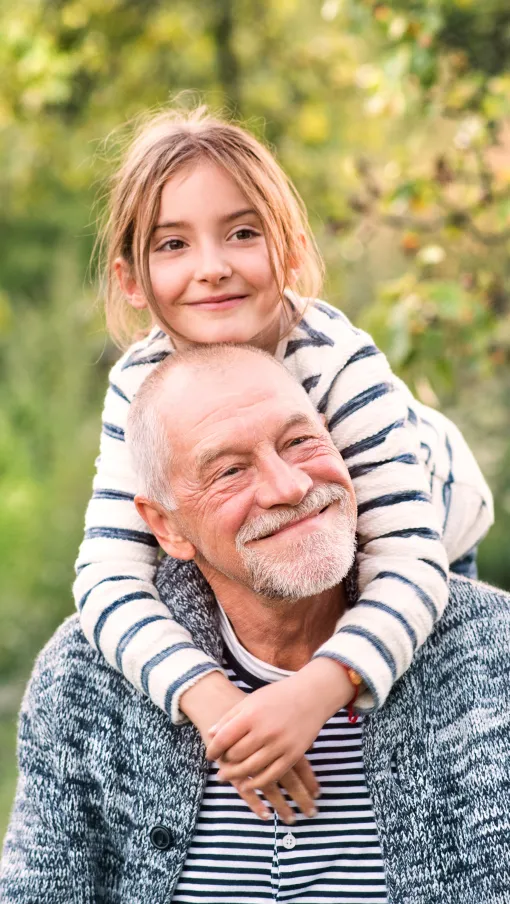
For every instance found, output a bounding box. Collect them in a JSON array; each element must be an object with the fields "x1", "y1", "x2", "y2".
[{"x1": 153, "y1": 208, "x2": 259, "y2": 232}]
